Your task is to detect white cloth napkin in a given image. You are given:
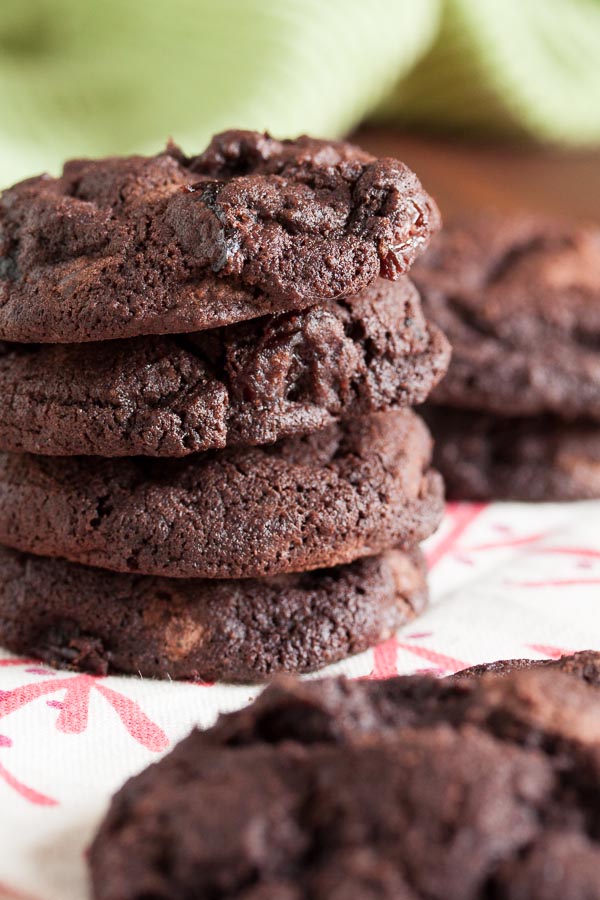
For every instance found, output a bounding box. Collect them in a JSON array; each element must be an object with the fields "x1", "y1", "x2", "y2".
[{"x1": 1, "y1": 499, "x2": 600, "y2": 900}]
